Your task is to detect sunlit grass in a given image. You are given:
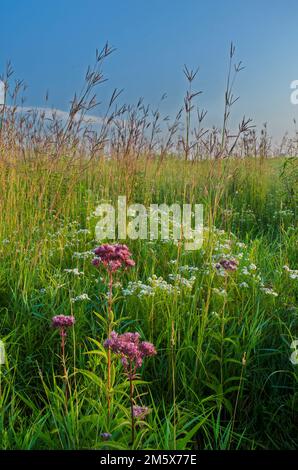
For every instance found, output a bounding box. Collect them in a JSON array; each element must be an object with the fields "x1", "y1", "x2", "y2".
[{"x1": 0, "y1": 156, "x2": 297, "y2": 449}]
